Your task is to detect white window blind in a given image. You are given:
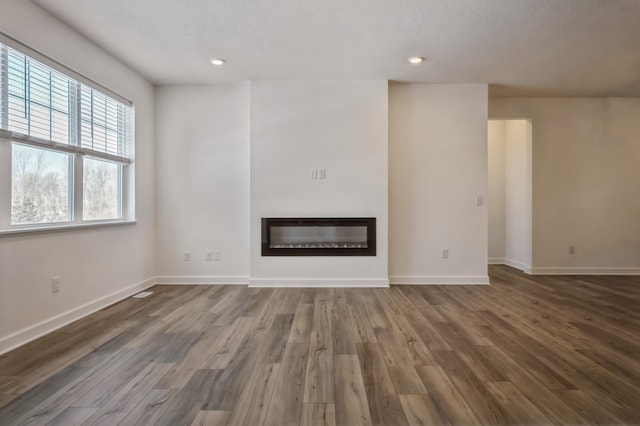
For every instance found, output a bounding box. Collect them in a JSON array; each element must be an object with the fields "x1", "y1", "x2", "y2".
[{"x1": 0, "y1": 41, "x2": 133, "y2": 164}]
